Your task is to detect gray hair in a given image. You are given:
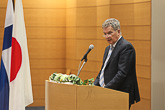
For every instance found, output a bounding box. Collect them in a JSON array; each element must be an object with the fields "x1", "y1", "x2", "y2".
[{"x1": 102, "y1": 18, "x2": 120, "y2": 31}]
